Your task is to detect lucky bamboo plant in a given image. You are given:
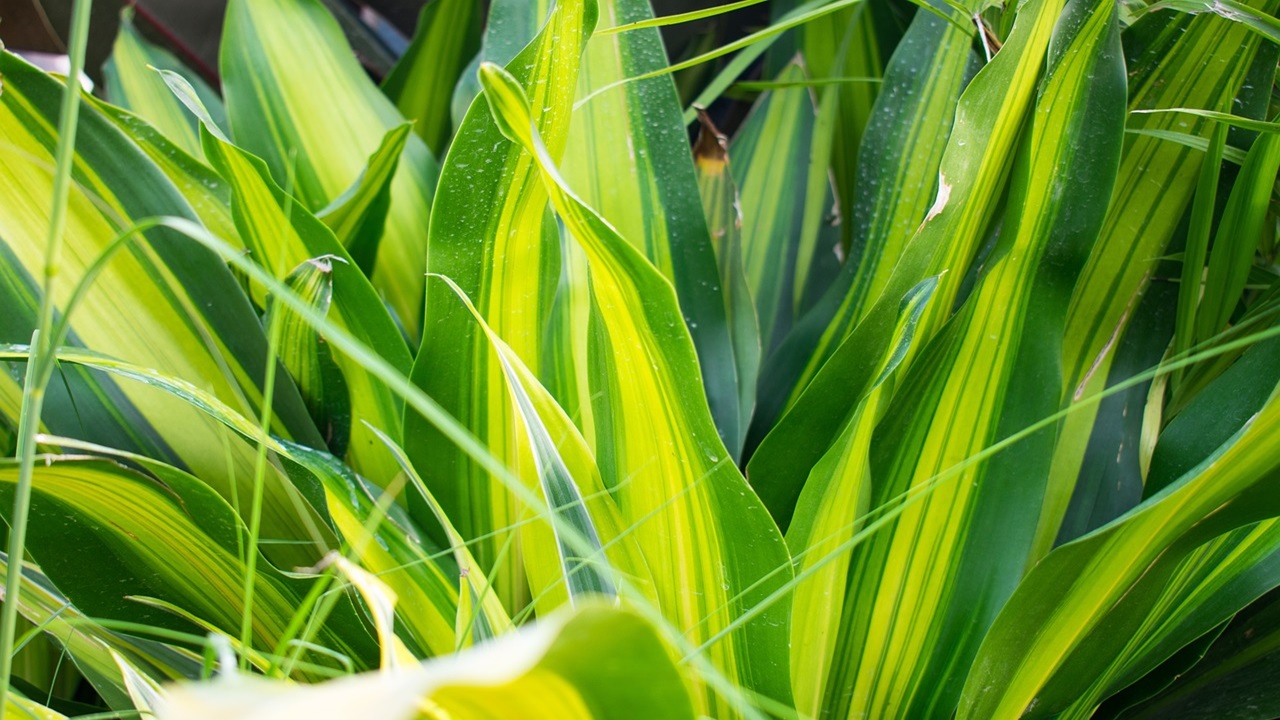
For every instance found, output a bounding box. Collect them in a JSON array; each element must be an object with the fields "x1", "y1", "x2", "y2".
[{"x1": 1, "y1": 0, "x2": 1279, "y2": 717}]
